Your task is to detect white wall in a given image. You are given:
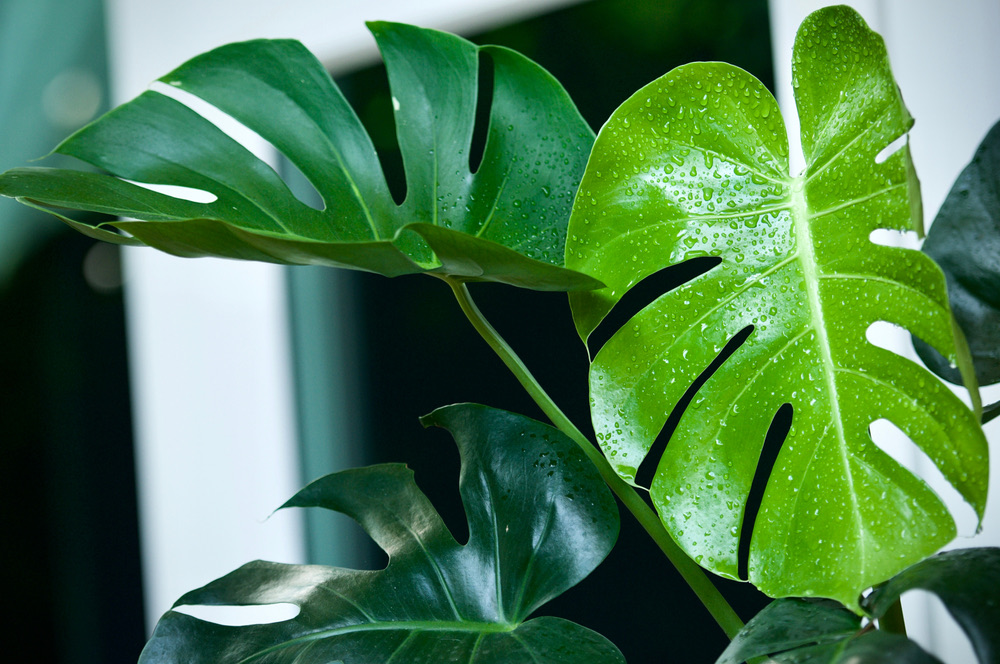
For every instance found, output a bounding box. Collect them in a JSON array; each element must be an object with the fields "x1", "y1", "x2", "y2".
[{"x1": 770, "y1": 2, "x2": 1000, "y2": 661}]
